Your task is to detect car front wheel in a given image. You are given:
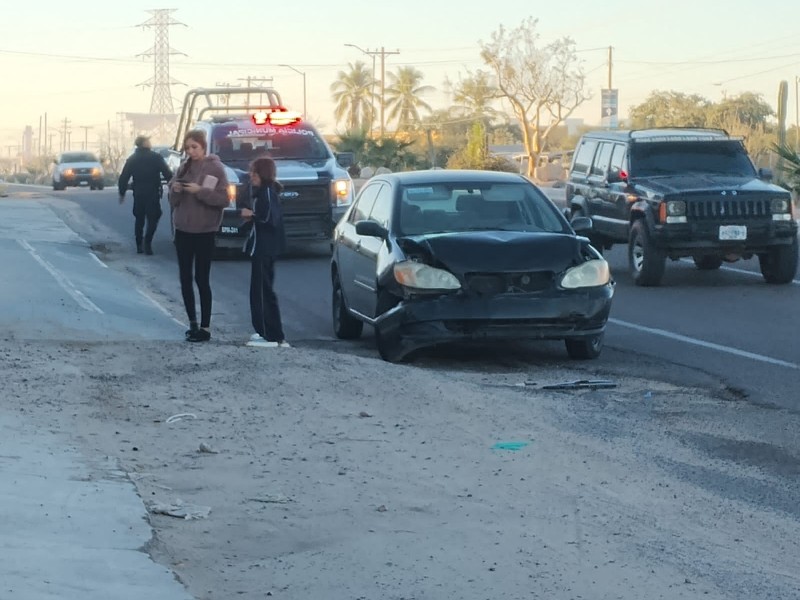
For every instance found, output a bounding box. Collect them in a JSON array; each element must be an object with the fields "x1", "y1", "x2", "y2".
[
  {"x1": 565, "y1": 333, "x2": 603, "y2": 360},
  {"x1": 332, "y1": 275, "x2": 363, "y2": 339},
  {"x1": 758, "y1": 238, "x2": 799, "y2": 284},
  {"x1": 628, "y1": 220, "x2": 666, "y2": 286}
]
